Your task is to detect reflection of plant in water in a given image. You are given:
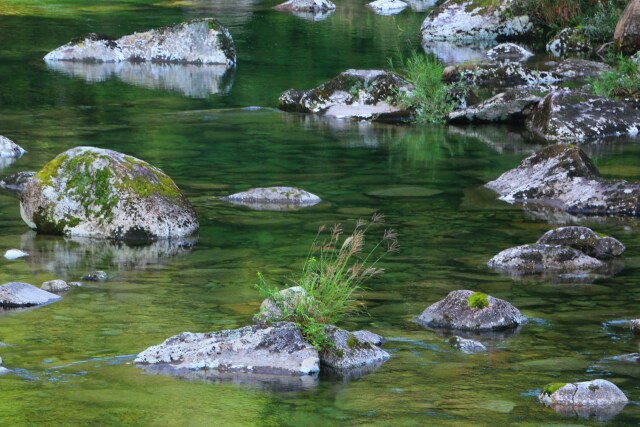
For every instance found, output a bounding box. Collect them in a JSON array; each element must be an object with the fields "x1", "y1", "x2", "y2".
[{"x1": 391, "y1": 127, "x2": 467, "y2": 169}]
